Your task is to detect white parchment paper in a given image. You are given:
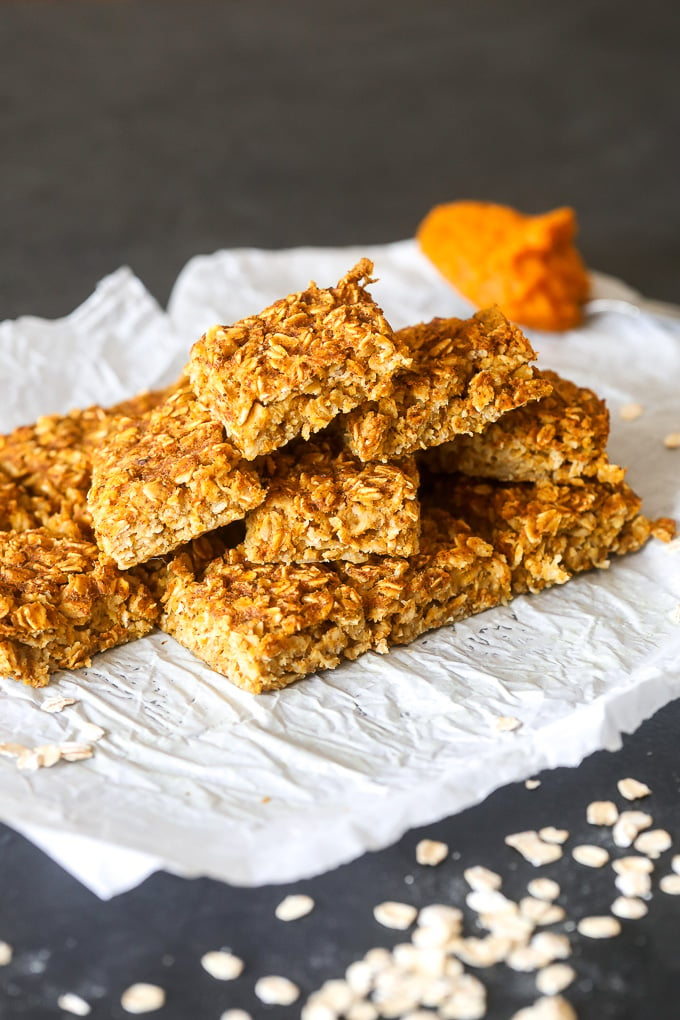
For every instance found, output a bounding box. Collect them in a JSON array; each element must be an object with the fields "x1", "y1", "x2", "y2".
[{"x1": 1, "y1": 242, "x2": 679, "y2": 899}]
